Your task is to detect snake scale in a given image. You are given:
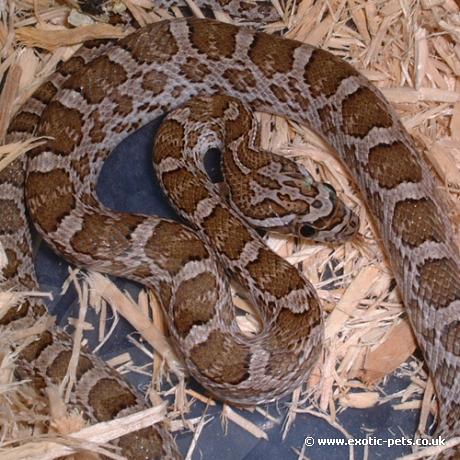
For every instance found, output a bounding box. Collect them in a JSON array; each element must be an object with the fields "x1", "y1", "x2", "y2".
[{"x1": 1, "y1": 2, "x2": 460, "y2": 459}]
